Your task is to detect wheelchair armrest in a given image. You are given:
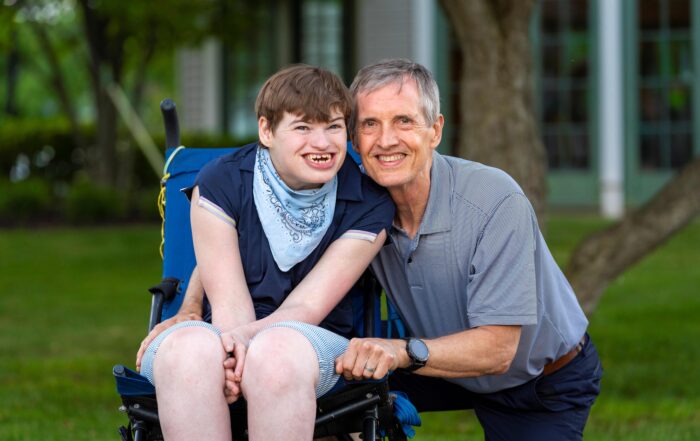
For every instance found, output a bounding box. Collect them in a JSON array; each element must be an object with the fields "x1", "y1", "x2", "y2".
[{"x1": 146, "y1": 277, "x2": 180, "y2": 332}]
